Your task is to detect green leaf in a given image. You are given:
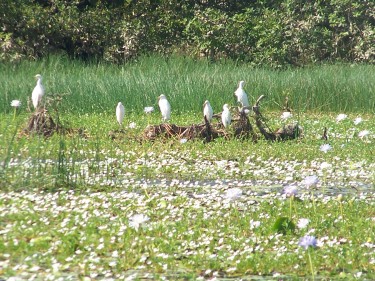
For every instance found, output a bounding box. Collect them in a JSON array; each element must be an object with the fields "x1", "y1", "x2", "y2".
[{"x1": 273, "y1": 217, "x2": 295, "y2": 234}]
